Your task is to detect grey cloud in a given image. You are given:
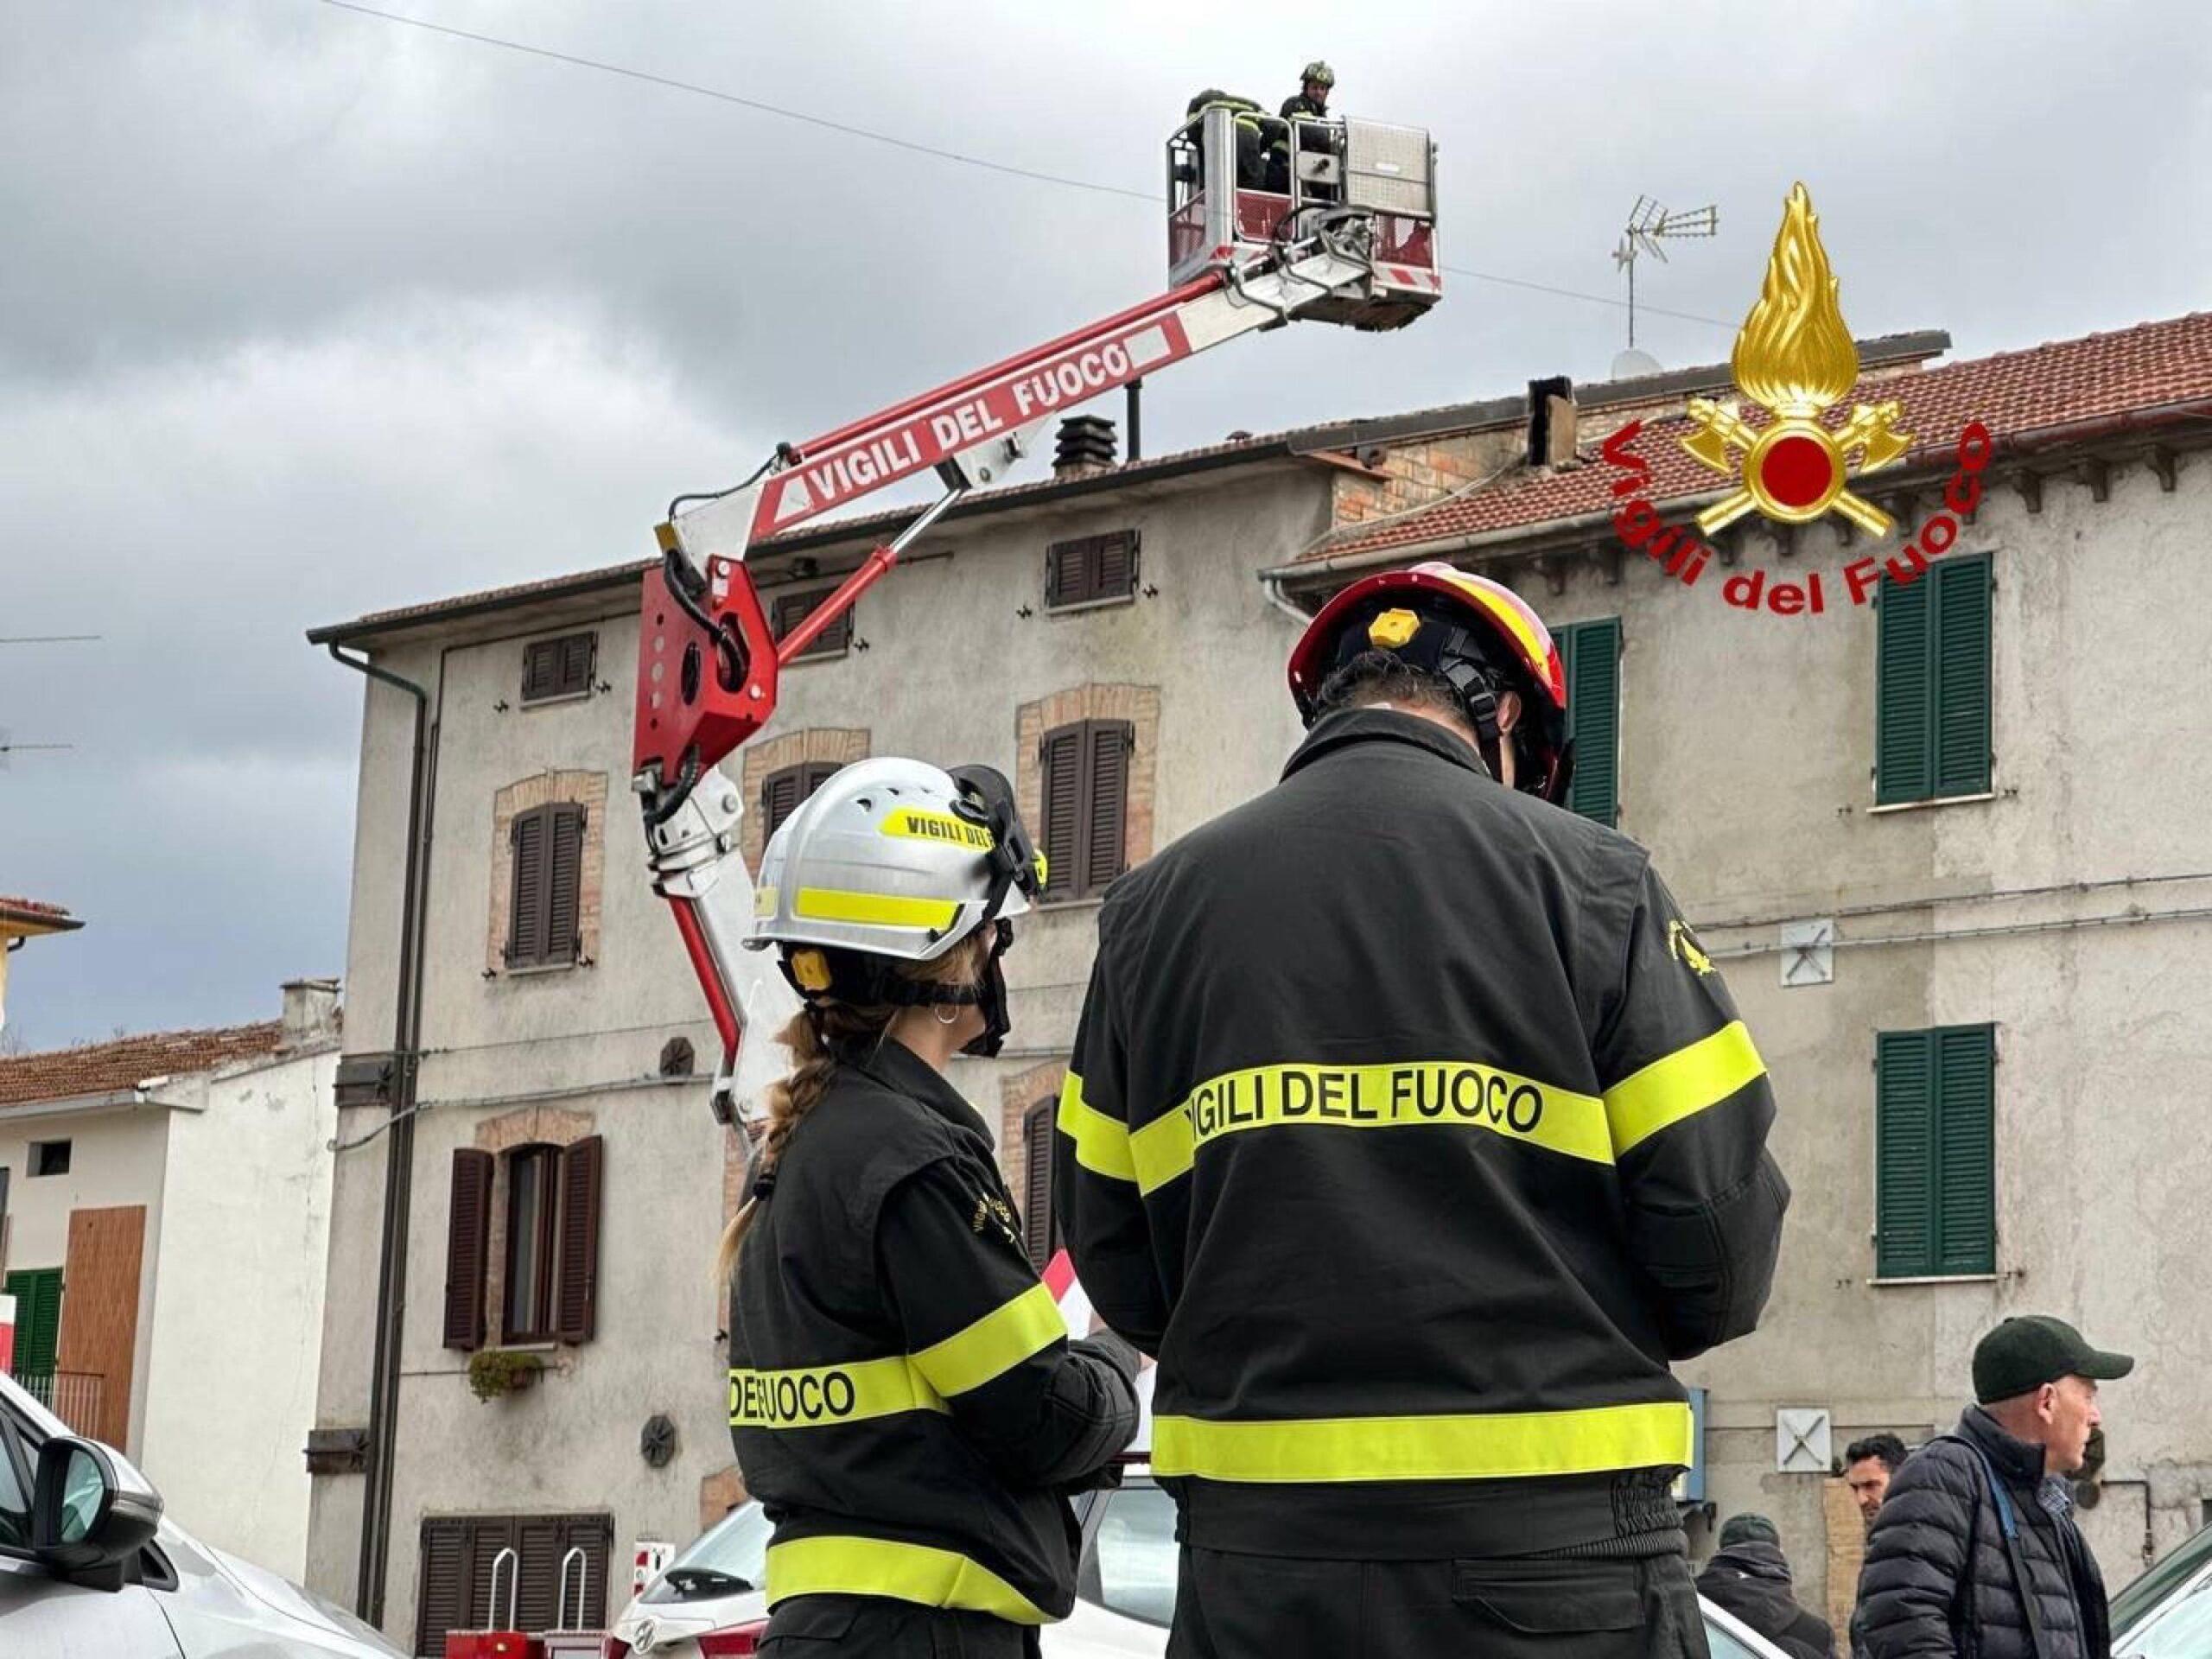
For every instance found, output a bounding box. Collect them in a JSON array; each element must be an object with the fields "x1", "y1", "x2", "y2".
[{"x1": 3, "y1": 0, "x2": 2207, "y2": 1042}]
